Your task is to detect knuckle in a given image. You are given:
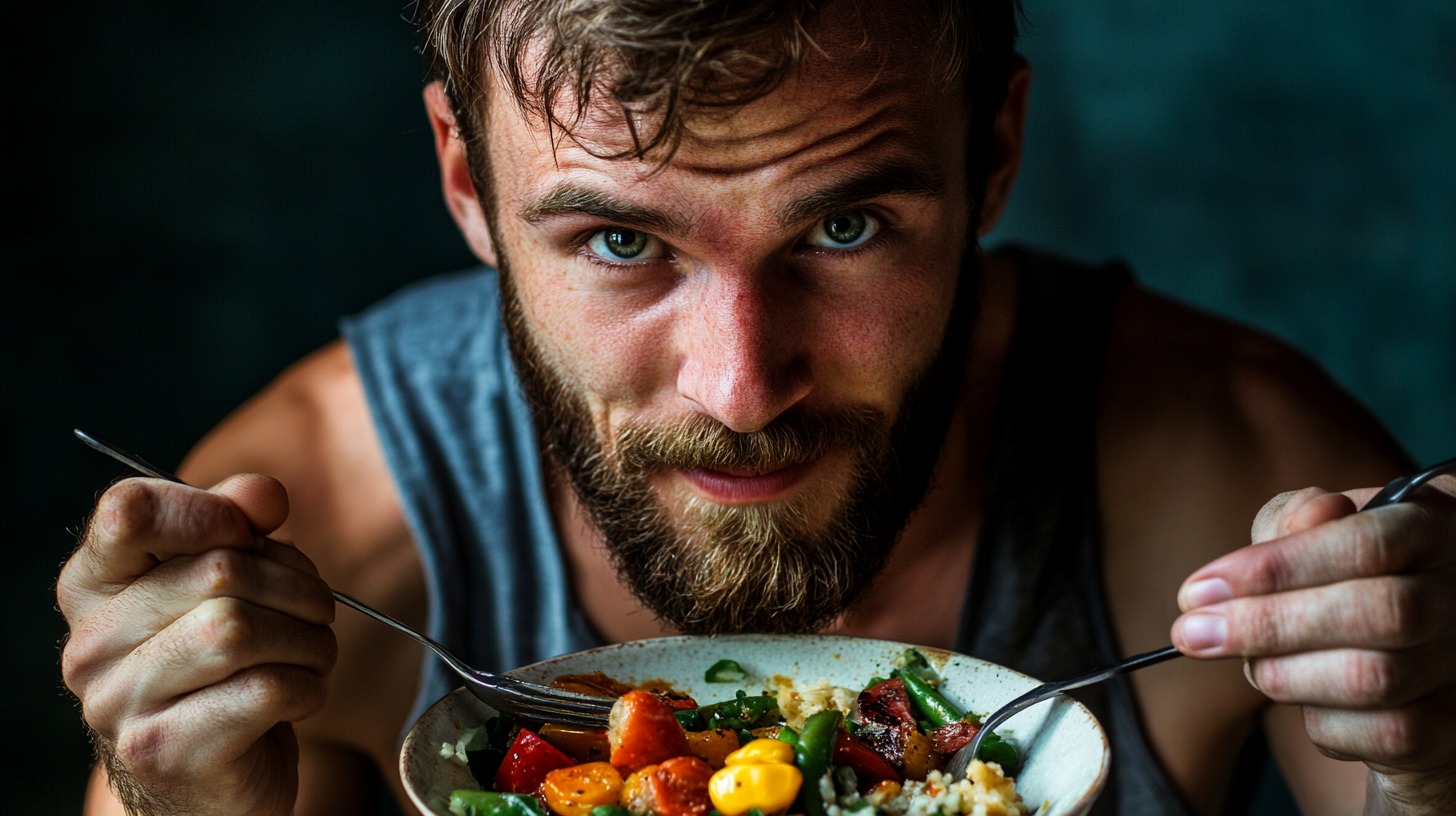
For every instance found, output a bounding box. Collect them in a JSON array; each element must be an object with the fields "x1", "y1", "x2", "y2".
[
  {"x1": 1344, "y1": 651, "x2": 1401, "y2": 704},
  {"x1": 194, "y1": 597, "x2": 256, "y2": 657},
  {"x1": 112, "y1": 719, "x2": 174, "y2": 780},
  {"x1": 1349, "y1": 516, "x2": 1399, "y2": 577},
  {"x1": 1251, "y1": 657, "x2": 1286, "y2": 697},
  {"x1": 1373, "y1": 580, "x2": 1422, "y2": 645},
  {"x1": 1368, "y1": 711, "x2": 1422, "y2": 767},
  {"x1": 59, "y1": 635, "x2": 97, "y2": 690},
  {"x1": 236, "y1": 665, "x2": 324, "y2": 717},
  {"x1": 1234, "y1": 597, "x2": 1289, "y2": 653},
  {"x1": 190, "y1": 548, "x2": 253, "y2": 594},
  {"x1": 92, "y1": 480, "x2": 163, "y2": 543}
]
